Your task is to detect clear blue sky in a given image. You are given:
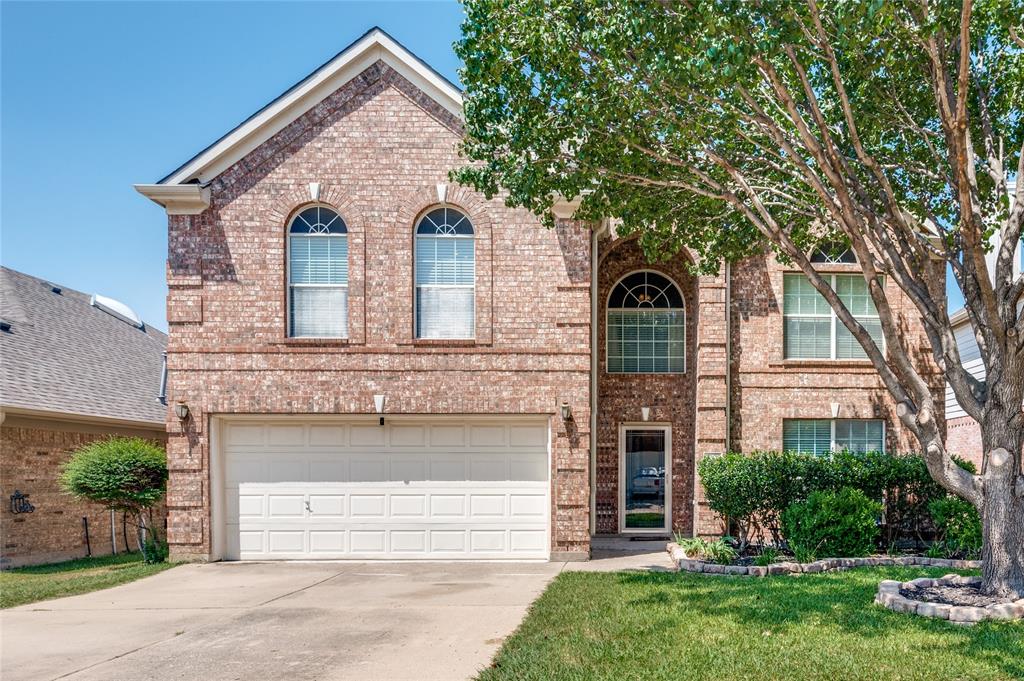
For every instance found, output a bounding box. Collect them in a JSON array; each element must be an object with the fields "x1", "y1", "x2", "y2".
[
  {"x1": 1, "y1": 1, "x2": 964, "y2": 332},
  {"x1": 1, "y1": 1, "x2": 465, "y2": 331}
]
